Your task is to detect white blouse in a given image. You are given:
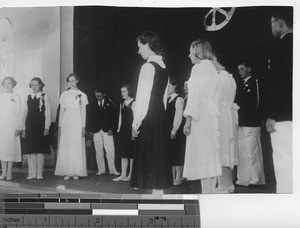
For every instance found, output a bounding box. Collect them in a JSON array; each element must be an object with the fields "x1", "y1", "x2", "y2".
[
  {"x1": 23, "y1": 91, "x2": 51, "y2": 130},
  {"x1": 132, "y1": 55, "x2": 168, "y2": 129},
  {"x1": 168, "y1": 93, "x2": 184, "y2": 135}
]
